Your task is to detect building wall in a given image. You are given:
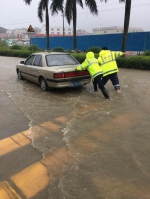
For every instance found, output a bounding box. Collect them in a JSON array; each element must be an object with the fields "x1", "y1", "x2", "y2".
[
  {"x1": 93, "y1": 26, "x2": 143, "y2": 35},
  {"x1": 6, "y1": 29, "x2": 13, "y2": 34},
  {"x1": 41, "y1": 25, "x2": 73, "y2": 35}
]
